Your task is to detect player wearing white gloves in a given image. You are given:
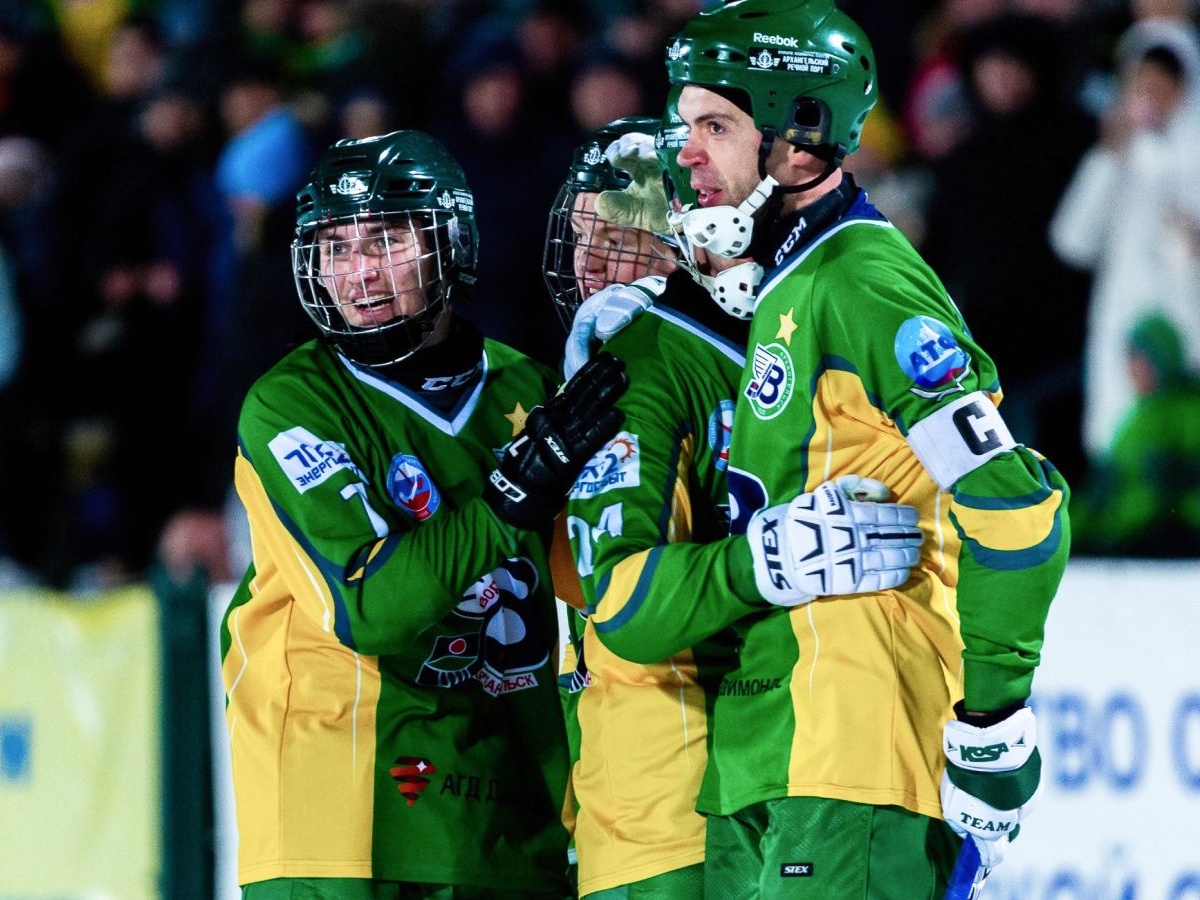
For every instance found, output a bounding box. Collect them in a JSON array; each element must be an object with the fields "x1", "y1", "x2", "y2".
[
  {"x1": 568, "y1": 2, "x2": 1071, "y2": 897},
  {"x1": 544, "y1": 119, "x2": 924, "y2": 899}
]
